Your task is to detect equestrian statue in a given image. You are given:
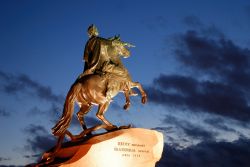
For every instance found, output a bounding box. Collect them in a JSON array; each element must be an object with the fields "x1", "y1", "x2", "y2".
[{"x1": 41, "y1": 24, "x2": 147, "y2": 163}]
